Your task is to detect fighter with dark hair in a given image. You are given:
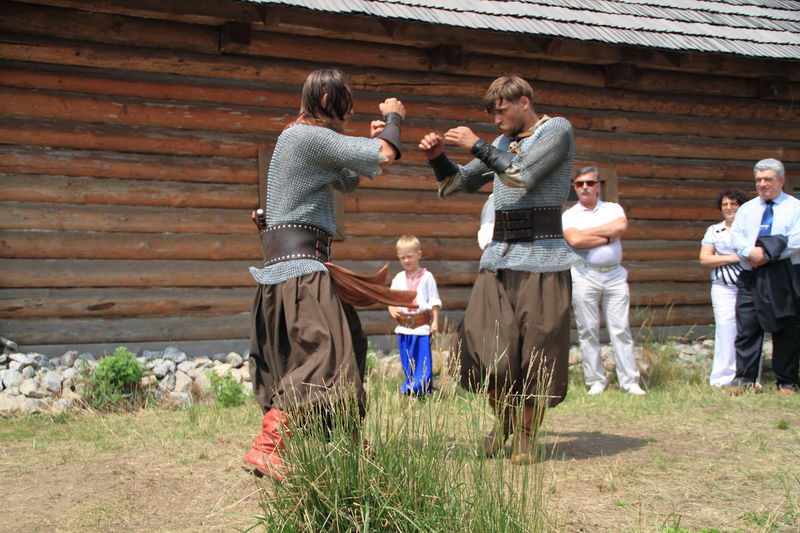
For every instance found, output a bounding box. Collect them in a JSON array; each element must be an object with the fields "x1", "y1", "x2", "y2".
[{"x1": 243, "y1": 68, "x2": 412, "y2": 479}]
